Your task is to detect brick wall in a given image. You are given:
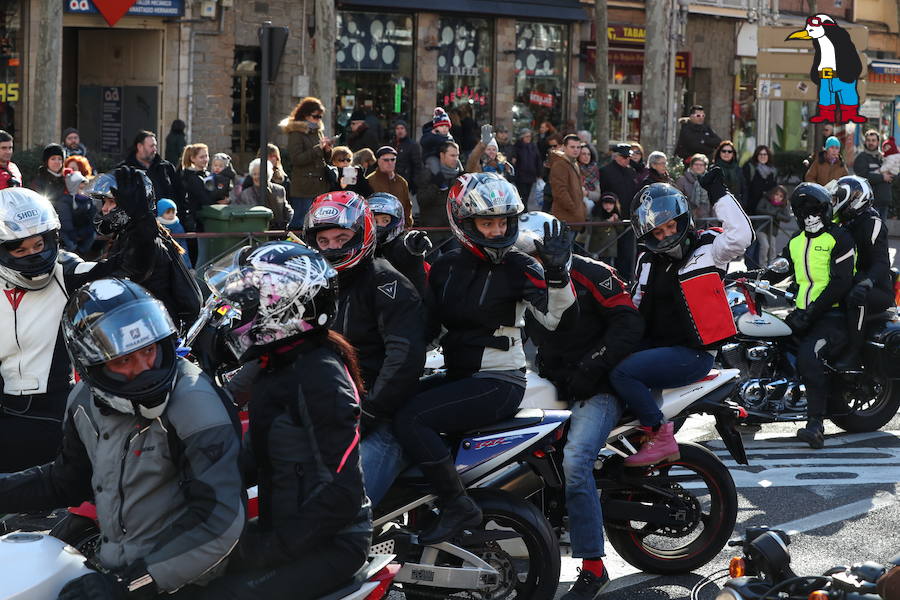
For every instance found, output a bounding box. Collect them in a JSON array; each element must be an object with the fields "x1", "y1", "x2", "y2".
[
  {"x1": 684, "y1": 15, "x2": 737, "y2": 141},
  {"x1": 190, "y1": 10, "x2": 237, "y2": 155},
  {"x1": 778, "y1": 0, "x2": 853, "y2": 20}
]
